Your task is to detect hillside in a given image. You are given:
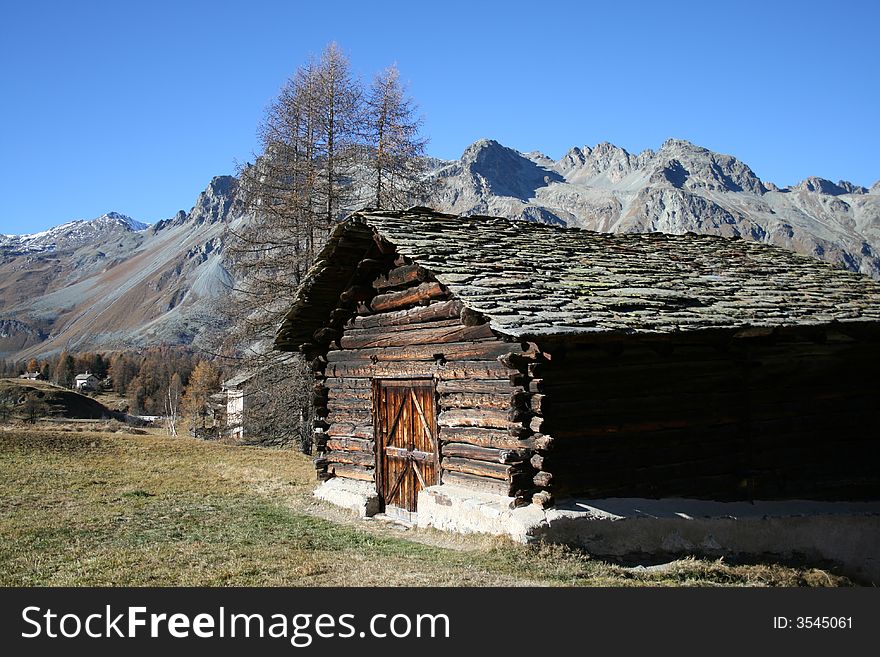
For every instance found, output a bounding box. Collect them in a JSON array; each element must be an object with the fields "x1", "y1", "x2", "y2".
[
  {"x1": 0, "y1": 177, "x2": 239, "y2": 360},
  {"x1": 0, "y1": 378, "x2": 117, "y2": 420}
]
